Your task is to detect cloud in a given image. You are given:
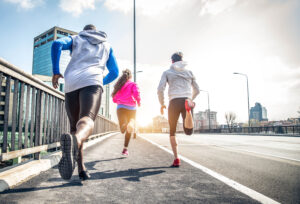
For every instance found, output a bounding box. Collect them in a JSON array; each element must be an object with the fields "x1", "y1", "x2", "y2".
[
  {"x1": 104, "y1": 0, "x2": 185, "y2": 16},
  {"x1": 199, "y1": 0, "x2": 237, "y2": 16},
  {"x1": 59, "y1": 0, "x2": 96, "y2": 16},
  {"x1": 3, "y1": 0, "x2": 43, "y2": 9}
]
